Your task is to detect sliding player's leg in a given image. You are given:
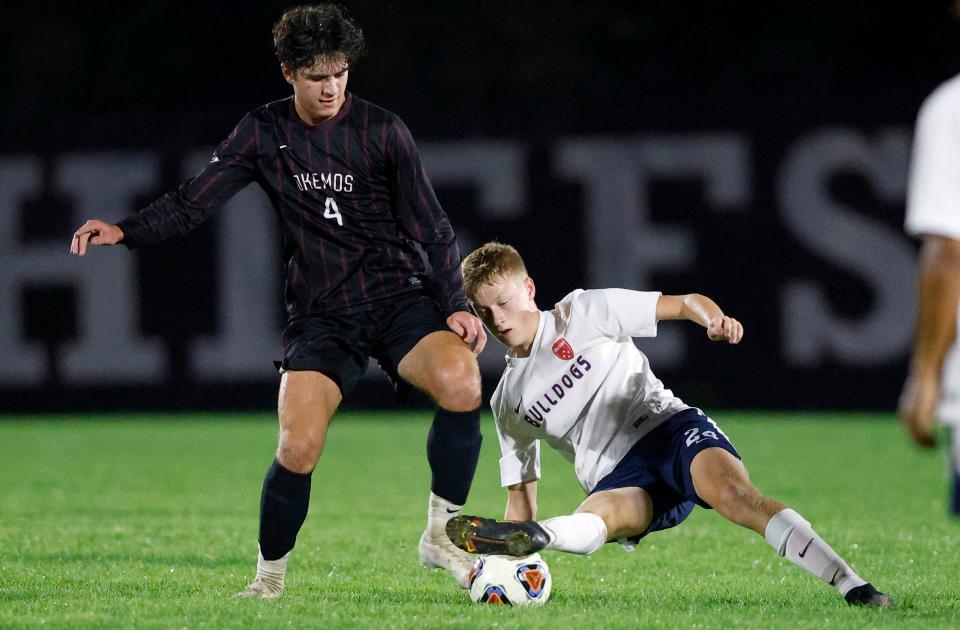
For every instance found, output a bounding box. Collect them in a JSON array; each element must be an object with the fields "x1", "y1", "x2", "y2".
[
  {"x1": 690, "y1": 446, "x2": 892, "y2": 607},
  {"x1": 447, "y1": 420, "x2": 702, "y2": 558},
  {"x1": 447, "y1": 484, "x2": 699, "y2": 557},
  {"x1": 951, "y1": 428, "x2": 960, "y2": 516},
  {"x1": 446, "y1": 487, "x2": 650, "y2": 556},
  {"x1": 545, "y1": 486, "x2": 653, "y2": 554}
]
